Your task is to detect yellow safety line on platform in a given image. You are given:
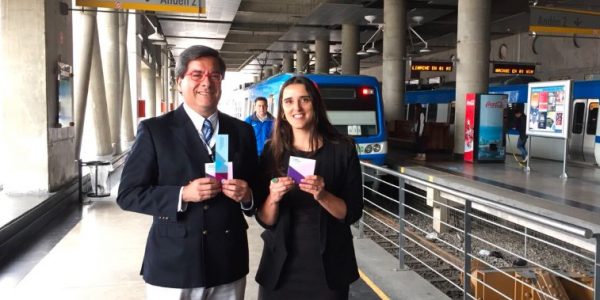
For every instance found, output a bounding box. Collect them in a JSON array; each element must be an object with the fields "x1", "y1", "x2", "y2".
[{"x1": 358, "y1": 269, "x2": 391, "y2": 300}]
